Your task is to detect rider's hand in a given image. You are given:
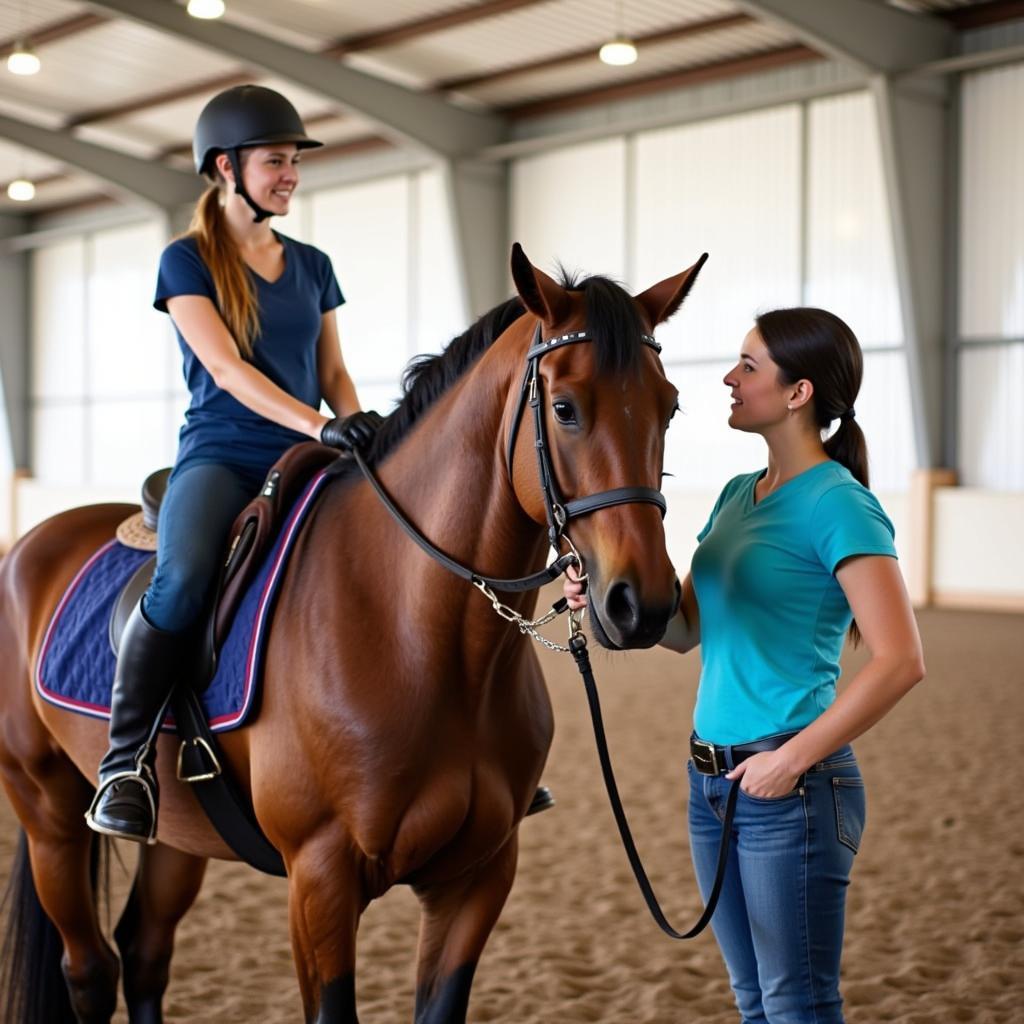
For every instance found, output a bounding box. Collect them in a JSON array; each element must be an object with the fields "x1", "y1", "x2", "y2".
[
  {"x1": 321, "y1": 410, "x2": 384, "y2": 452},
  {"x1": 563, "y1": 564, "x2": 588, "y2": 612}
]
